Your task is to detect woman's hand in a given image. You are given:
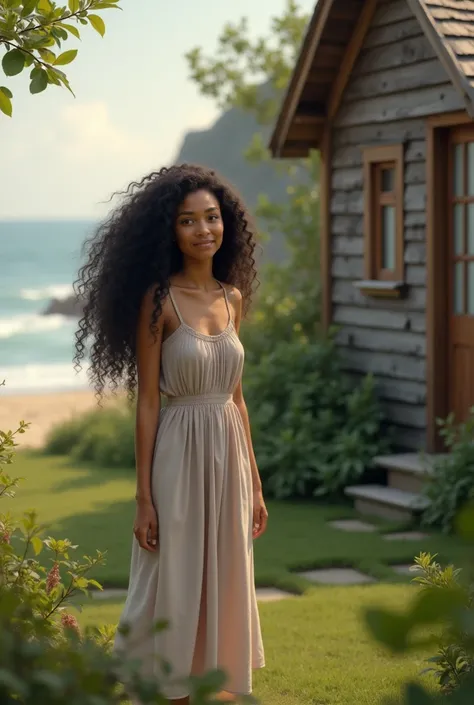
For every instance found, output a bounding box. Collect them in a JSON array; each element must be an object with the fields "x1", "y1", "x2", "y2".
[
  {"x1": 134, "y1": 498, "x2": 159, "y2": 552},
  {"x1": 252, "y1": 488, "x2": 268, "y2": 540}
]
